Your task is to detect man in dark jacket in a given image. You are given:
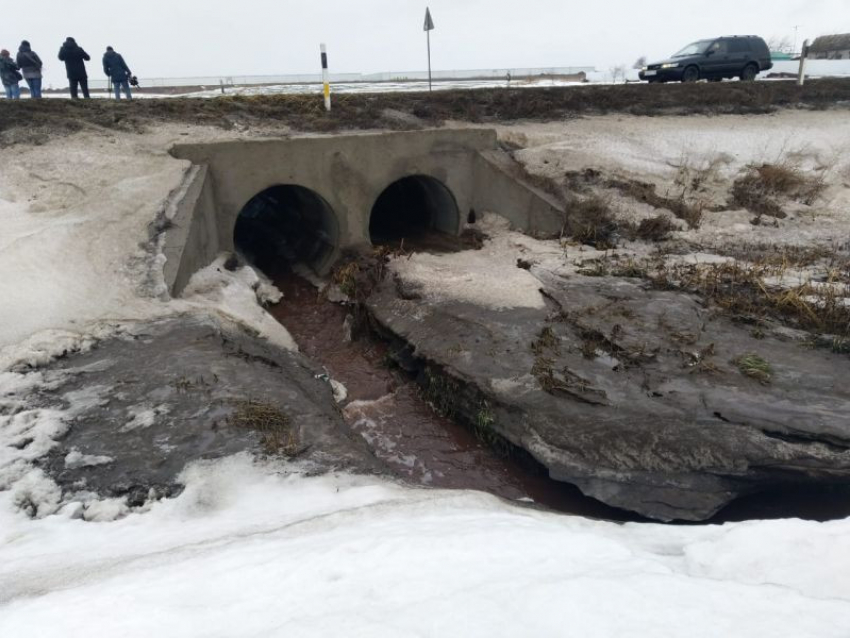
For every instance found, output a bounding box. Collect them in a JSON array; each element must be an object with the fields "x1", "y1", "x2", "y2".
[
  {"x1": 16, "y1": 41, "x2": 43, "y2": 98},
  {"x1": 103, "y1": 46, "x2": 132, "y2": 100},
  {"x1": 58, "y1": 37, "x2": 91, "y2": 99}
]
